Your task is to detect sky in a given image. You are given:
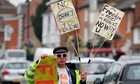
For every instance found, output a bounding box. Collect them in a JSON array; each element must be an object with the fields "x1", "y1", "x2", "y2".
[{"x1": 8, "y1": 0, "x2": 30, "y2": 7}]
